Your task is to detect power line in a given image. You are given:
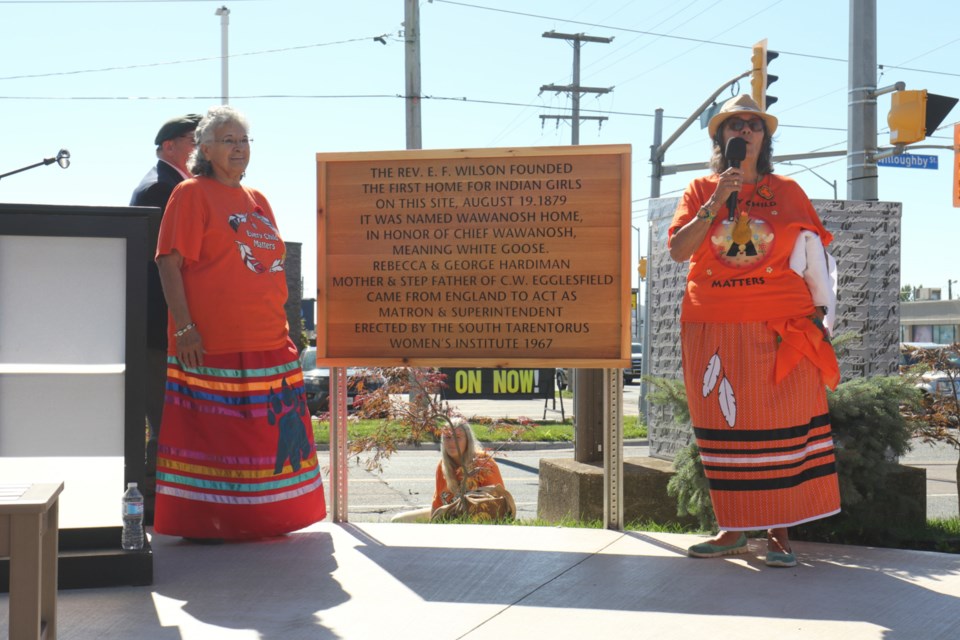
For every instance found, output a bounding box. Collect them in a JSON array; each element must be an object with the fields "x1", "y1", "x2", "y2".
[
  {"x1": 878, "y1": 64, "x2": 960, "y2": 79},
  {"x1": 433, "y1": 0, "x2": 960, "y2": 76},
  {"x1": 0, "y1": 93, "x2": 400, "y2": 101},
  {"x1": 0, "y1": 34, "x2": 391, "y2": 81},
  {"x1": 432, "y1": 0, "x2": 844, "y2": 63},
  {"x1": 0, "y1": 1, "x2": 254, "y2": 4},
  {"x1": 0, "y1": 90, "x2": 851, "y2": 137}
]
